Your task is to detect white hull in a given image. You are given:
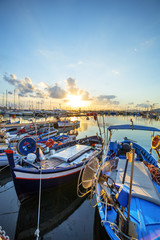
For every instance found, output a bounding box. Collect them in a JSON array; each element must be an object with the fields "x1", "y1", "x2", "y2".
[{"x1": 58, "y1": 120, "x2": 80, "y2": 128}]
